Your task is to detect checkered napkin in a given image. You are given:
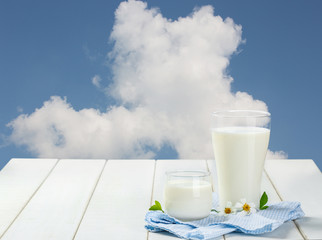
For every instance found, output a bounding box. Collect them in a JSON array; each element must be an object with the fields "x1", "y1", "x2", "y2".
[{"x1": 145, "y1": 194, "x2": 304, "y2": 240}]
